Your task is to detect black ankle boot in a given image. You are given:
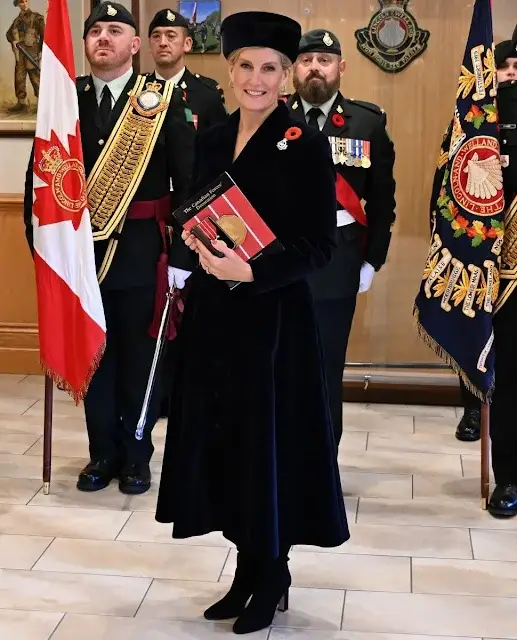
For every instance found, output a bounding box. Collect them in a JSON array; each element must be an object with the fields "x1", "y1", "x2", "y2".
[
  {"x1": 232, "y1": 556, "x2": 291, "y2": 635},
  {"x1": 204, "y1": 551, "x2": 257, "y2": 620}
]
